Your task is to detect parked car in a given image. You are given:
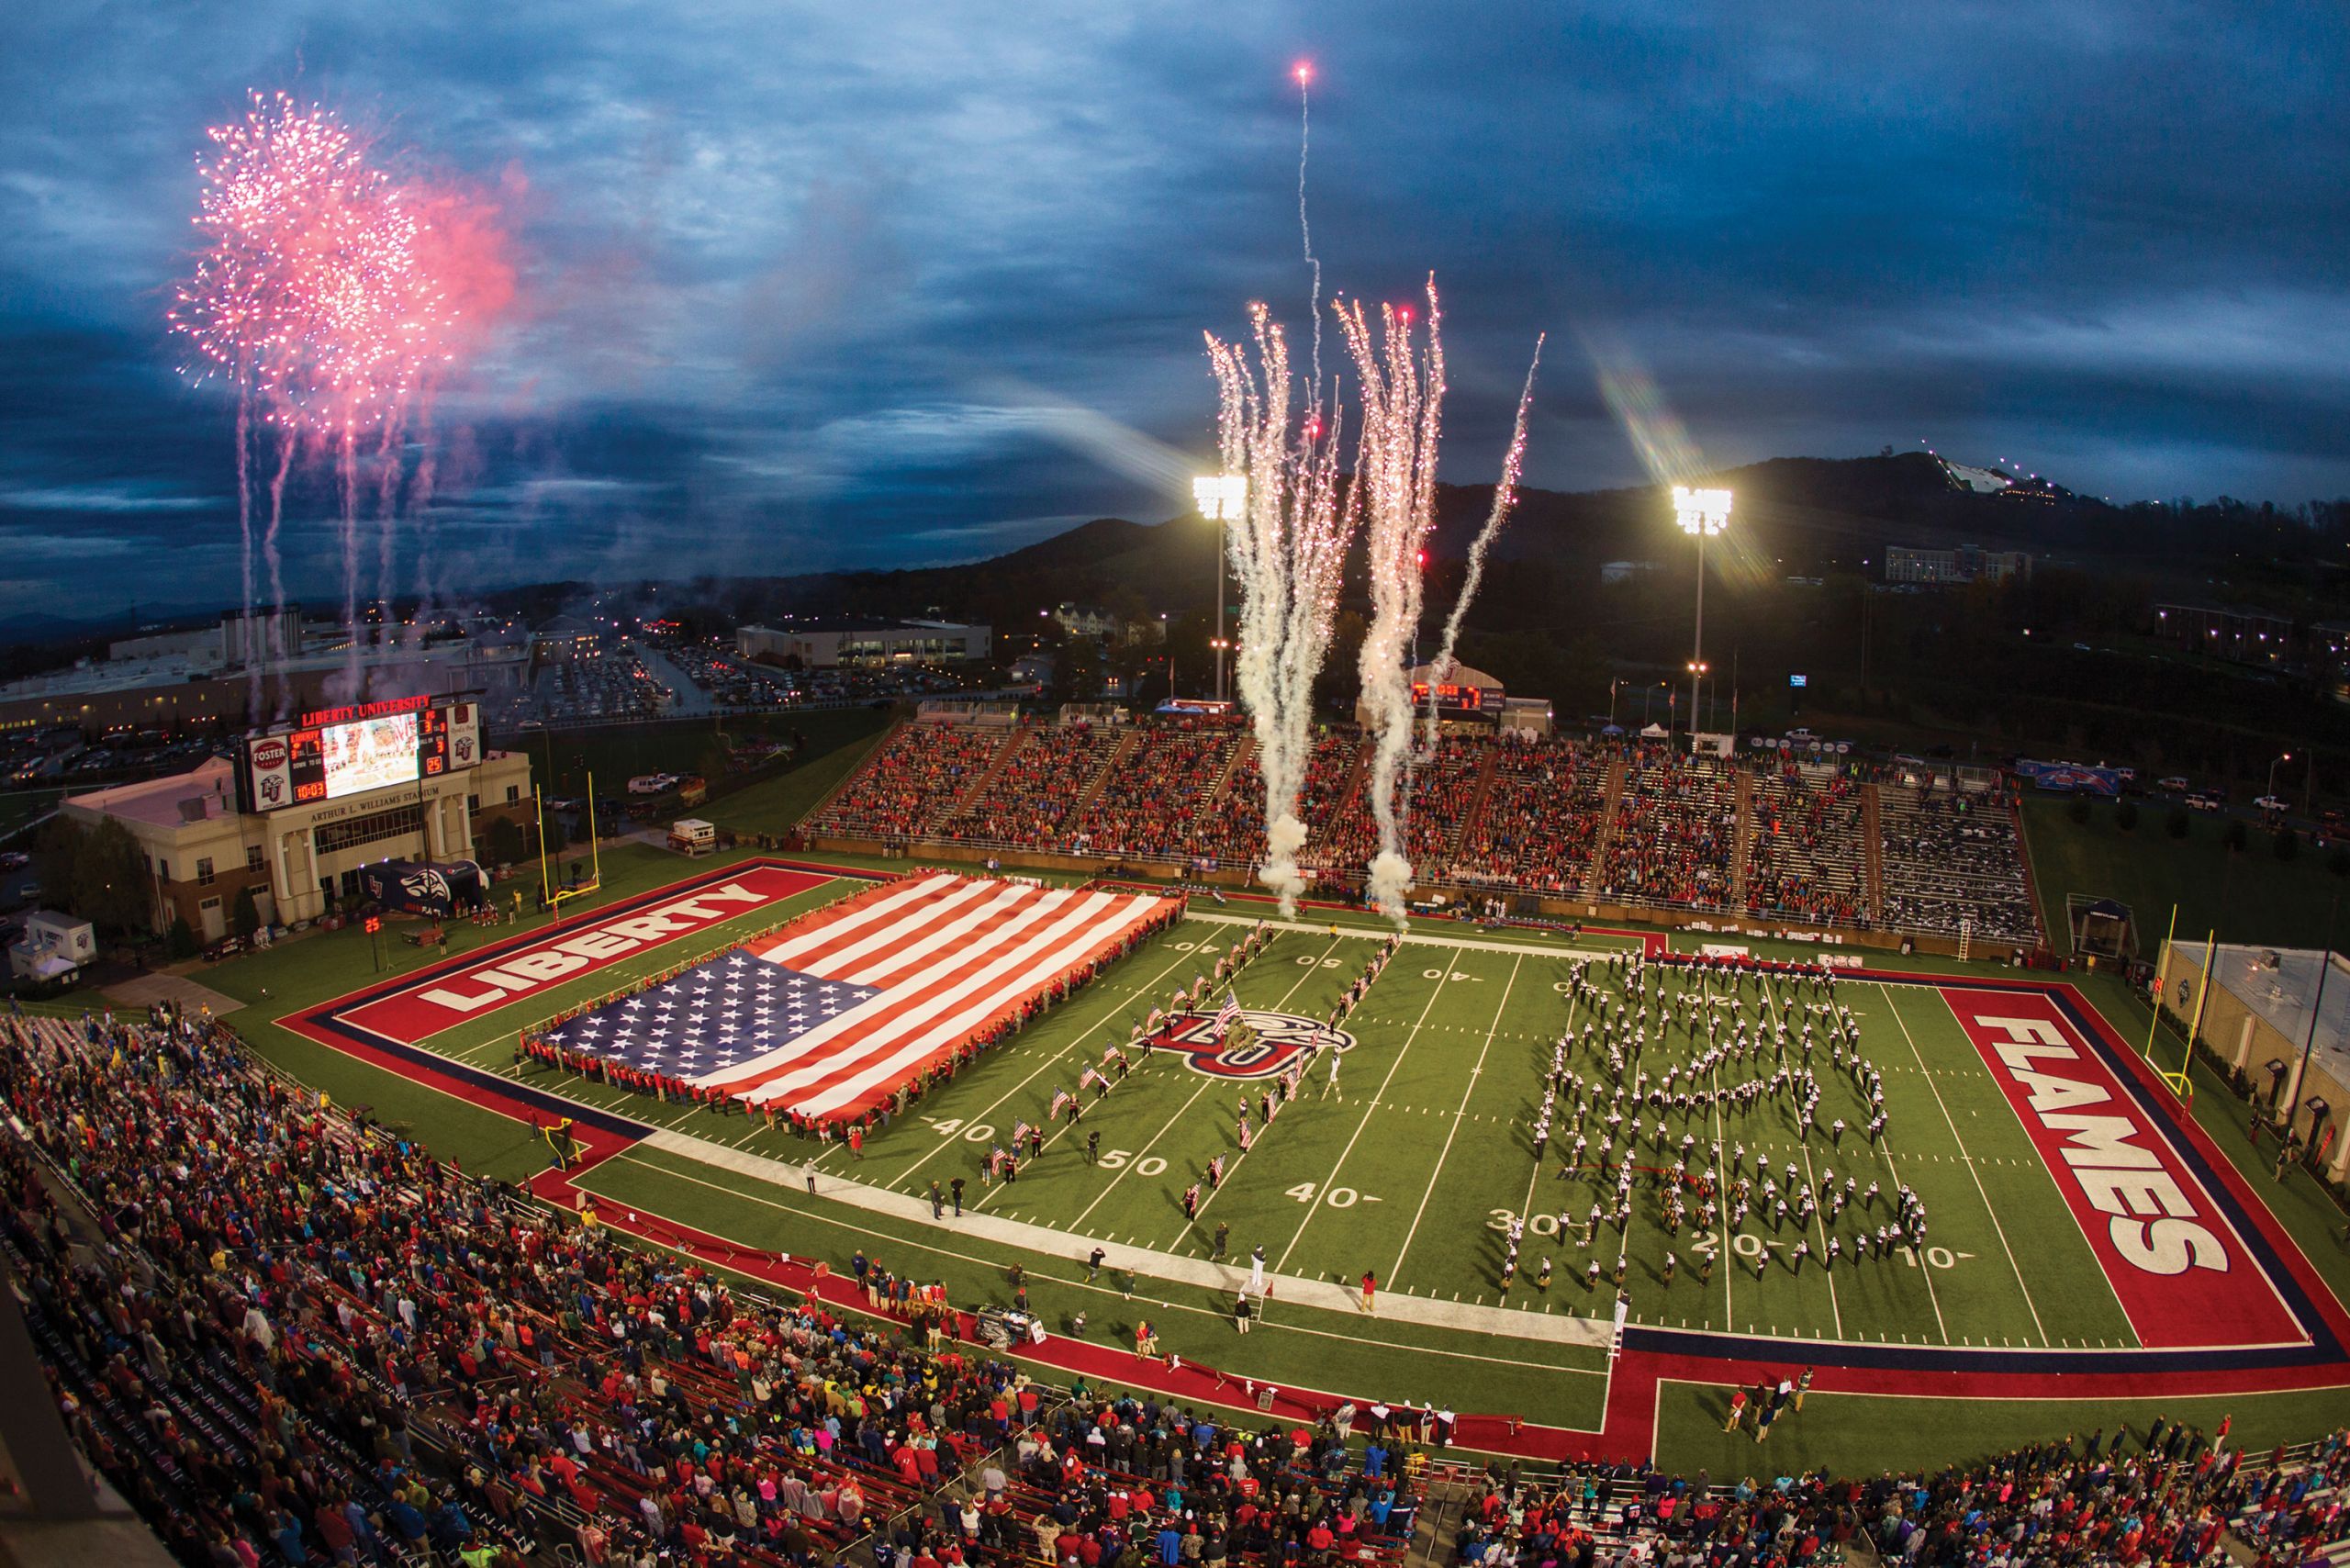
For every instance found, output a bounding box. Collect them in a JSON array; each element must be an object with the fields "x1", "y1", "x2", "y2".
[
  {"x1": 2255, "y1": 794, "x2": 2290, "y2": 813},
  {"x1": 2186, "y1": 791, "x2": 2223, "y2": 813},
  {"x1": 2156, "y1": 776, "x2": 2189, "y2": 793},
  {"x1": 0, "y1": 850, "x2": 28, "y2": 870}
]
